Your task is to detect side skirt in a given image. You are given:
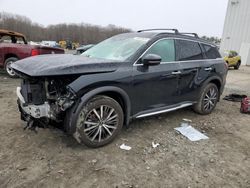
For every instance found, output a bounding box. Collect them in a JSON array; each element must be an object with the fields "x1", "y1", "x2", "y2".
[{"x1": 135, "y1": 102, "x2": 194, "y2": 119}]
